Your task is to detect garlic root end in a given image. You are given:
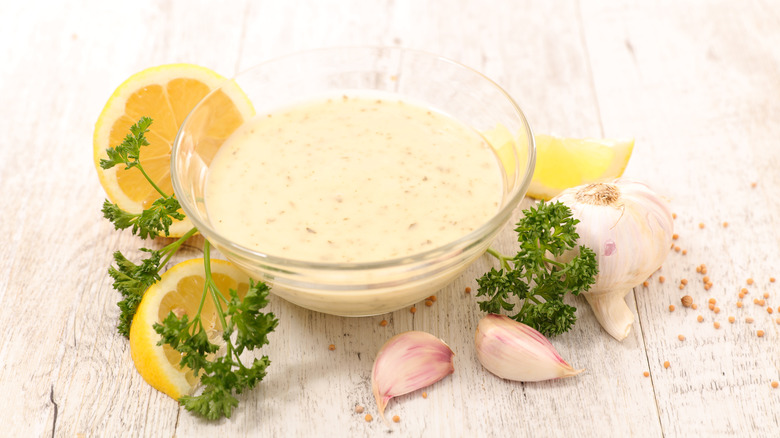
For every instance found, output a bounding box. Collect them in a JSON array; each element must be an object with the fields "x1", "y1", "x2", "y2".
[{"x1": 584, "y1": 292, "x2": 635, "y2": 341}]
